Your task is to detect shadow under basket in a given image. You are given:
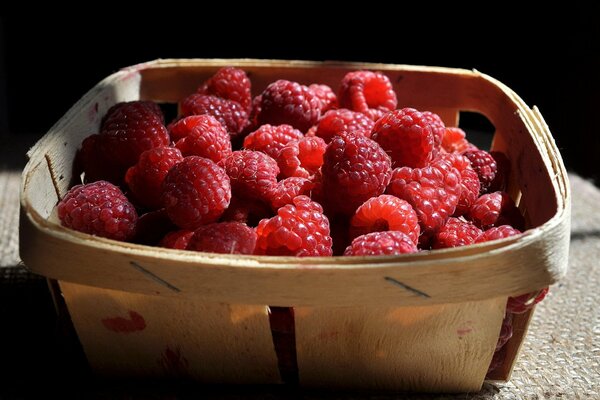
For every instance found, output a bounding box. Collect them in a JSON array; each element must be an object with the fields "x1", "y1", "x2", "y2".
[{"x1": 19, "y1": 59, "x2": 570, "y2": 393}]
